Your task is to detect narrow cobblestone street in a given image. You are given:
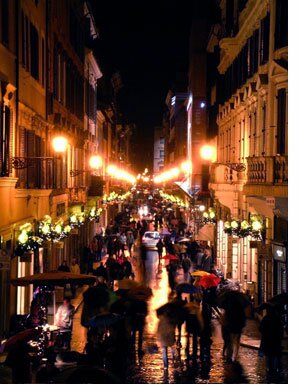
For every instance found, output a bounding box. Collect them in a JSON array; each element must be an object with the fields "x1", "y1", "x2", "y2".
[{"x1": 70, "y1": 247, "x2": 288, "y2": 384}]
